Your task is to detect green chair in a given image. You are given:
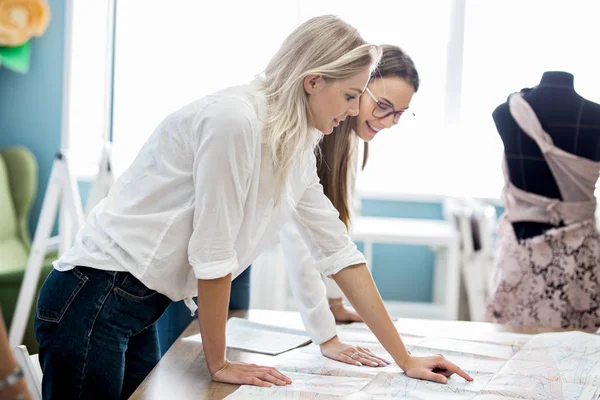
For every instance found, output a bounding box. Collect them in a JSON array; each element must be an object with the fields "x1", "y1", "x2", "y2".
[{"x1": 0, "y1": 146, "x2": 55, "y2": 353}]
